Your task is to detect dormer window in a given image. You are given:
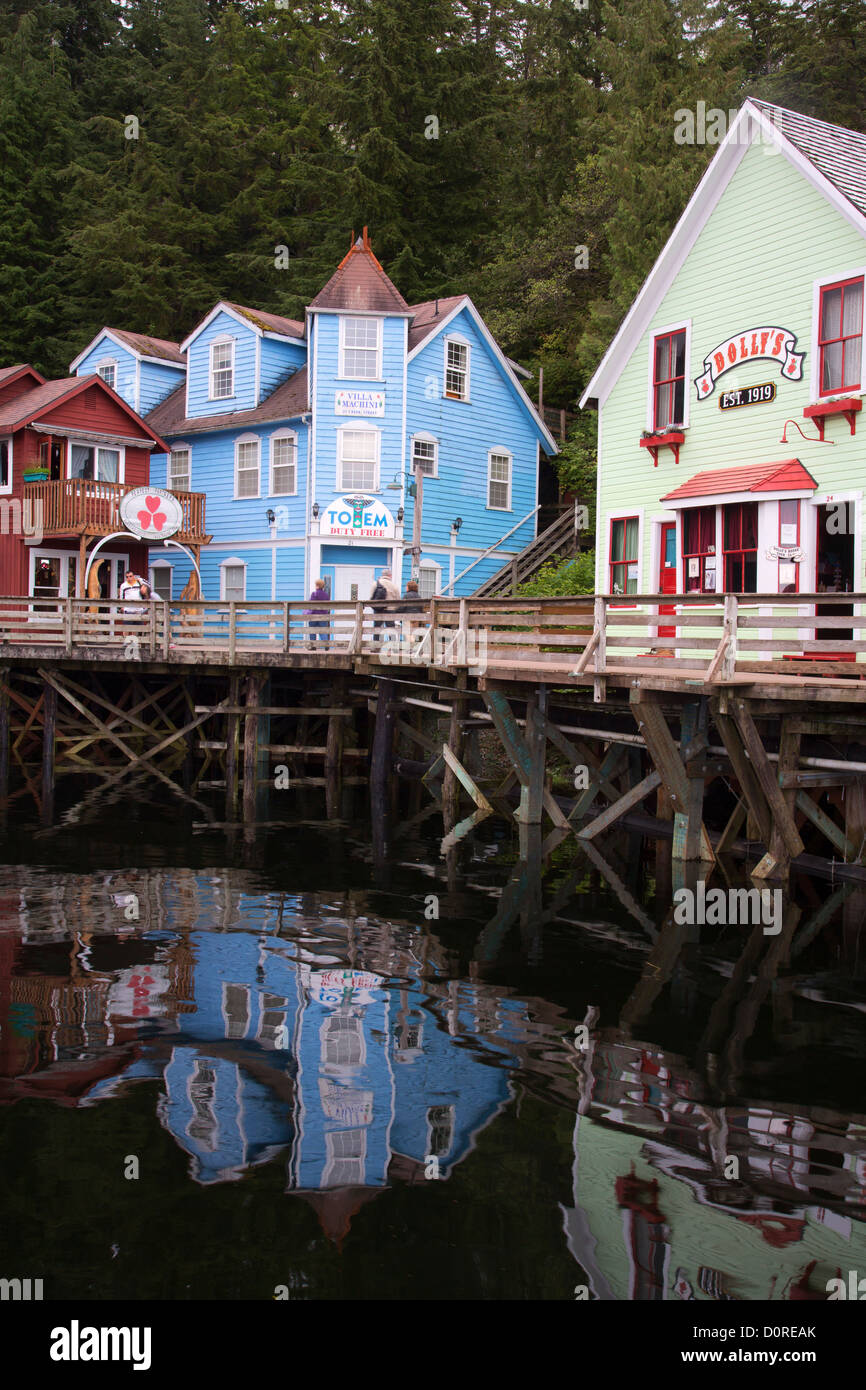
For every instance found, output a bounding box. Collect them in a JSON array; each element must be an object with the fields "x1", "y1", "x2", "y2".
[
  {"x1": 653, "y1": 328, "x2": 686, "y2": 431},
  {"x1": 210, "y1": 338, "x2": 234, "y2": 399},
  {"x1": 818, "y1": 276, "x2": 863, "y2": 396},
  {"x1": 340, "y1": 317, "x2": 380, "y2": 379},
  {"x1": 444, "y1": 338, "x2": 469, "y2": 400},
  {"x1": 97, "y1": 361, "x2": 117, "y2": 390}
]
